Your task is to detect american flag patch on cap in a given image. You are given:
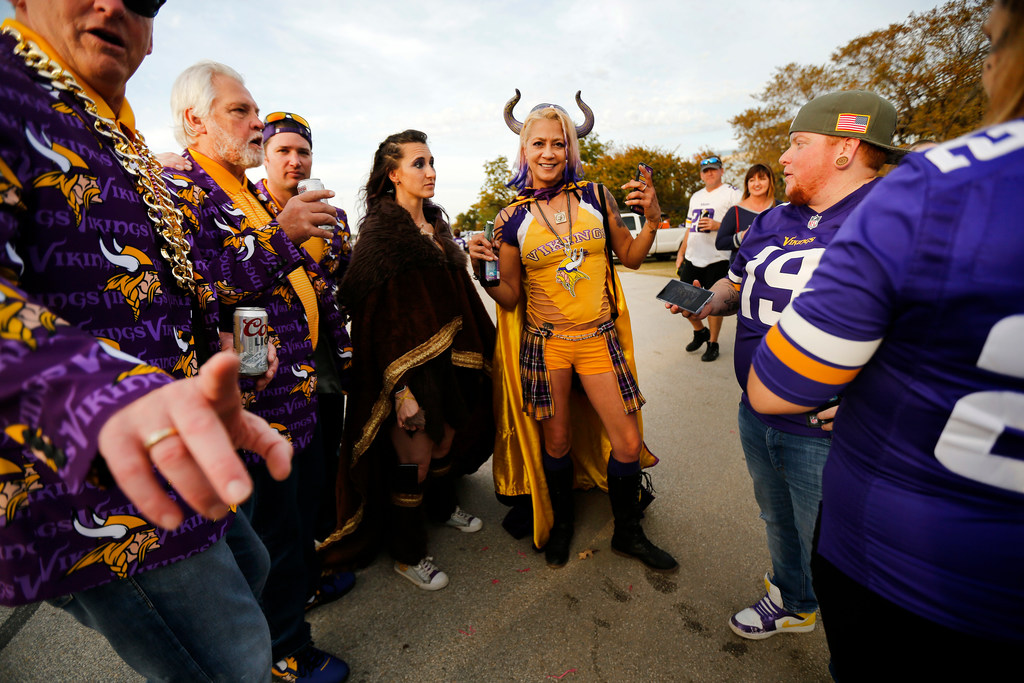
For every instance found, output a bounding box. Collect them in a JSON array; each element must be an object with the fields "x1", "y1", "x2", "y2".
[{"x1": 836, "y1": 114, "x2": 870, "y2": 133}]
